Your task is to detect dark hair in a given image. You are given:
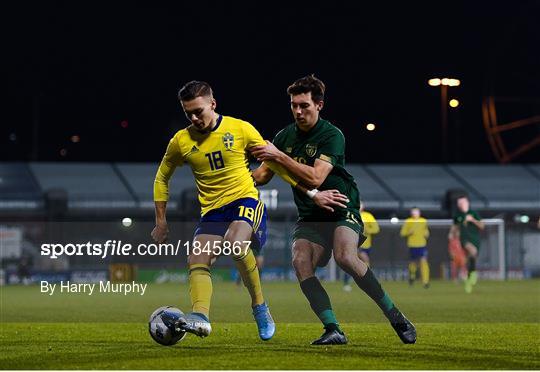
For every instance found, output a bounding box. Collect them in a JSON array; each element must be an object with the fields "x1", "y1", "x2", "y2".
[
  {"x1": 178, "y1": 80, "x2": 213, "y2": 101},
  {"x1": 457, "y1": 195, "x2": 469, "y2": 200},
  {"x1": 287, "y1": 74, "x2": 325, "y2": 102}
]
